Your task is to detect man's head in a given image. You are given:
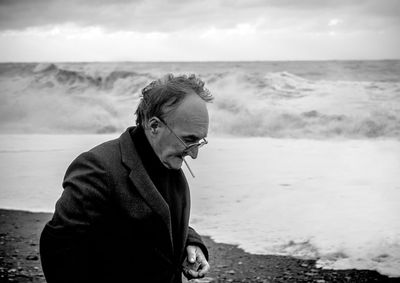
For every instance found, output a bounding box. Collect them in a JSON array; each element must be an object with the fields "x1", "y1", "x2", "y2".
[{"x1": 135, "y1": 74, "x2": 213, "y2": 170}]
